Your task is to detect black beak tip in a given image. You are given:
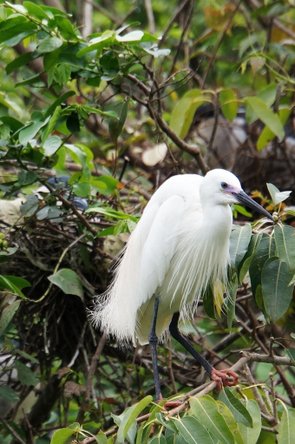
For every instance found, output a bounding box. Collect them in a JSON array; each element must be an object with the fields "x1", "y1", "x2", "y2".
[{"x1": 235, "y1": 190, "x2": 274, "y2": 222}]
